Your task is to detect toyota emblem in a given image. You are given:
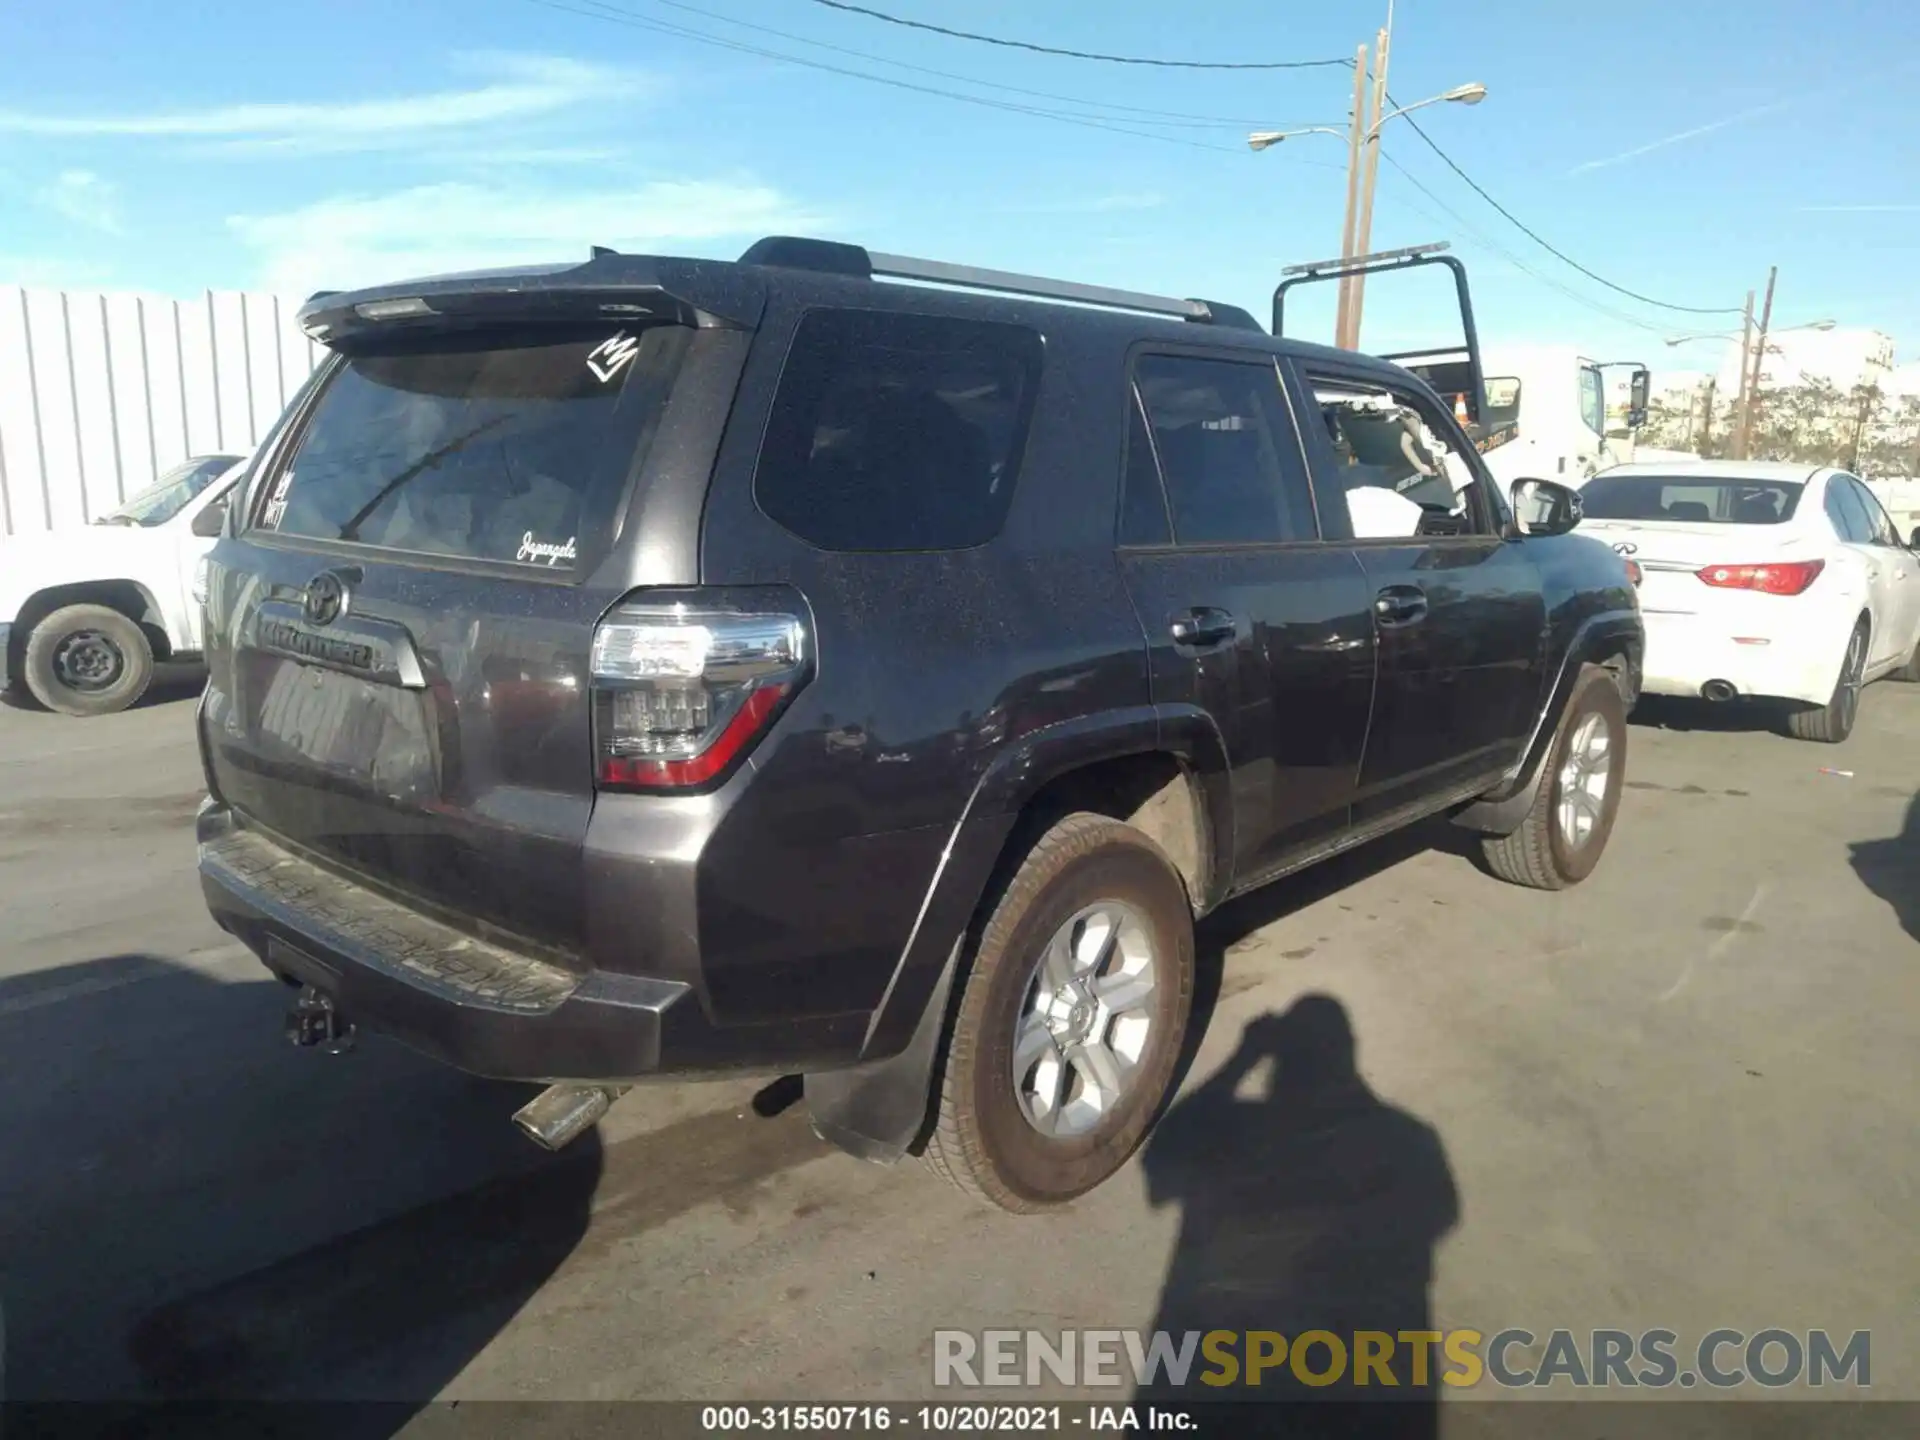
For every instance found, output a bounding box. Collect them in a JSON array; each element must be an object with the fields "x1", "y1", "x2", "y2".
[
  {"x1": 304, "y1": 572, "x2": 347, "y2": 627},
  {"x1": 1612, "y1": 541, "x2": 1639, "y2": 556}
]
